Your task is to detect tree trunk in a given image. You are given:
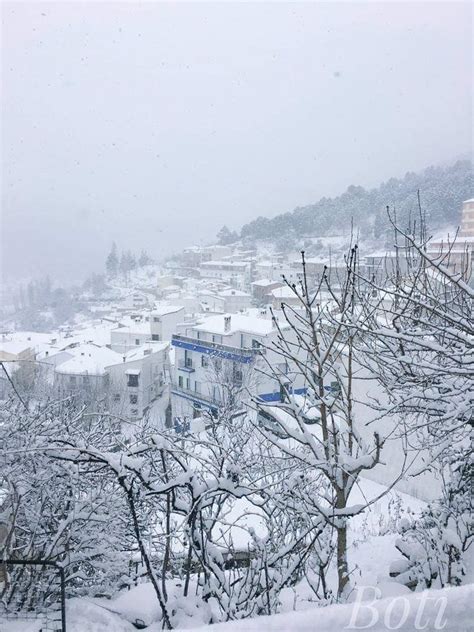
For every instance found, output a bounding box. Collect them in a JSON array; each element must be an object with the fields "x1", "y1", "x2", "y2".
[{"x1": 336, "y1": 521, "x2": 349, "y2": 599}]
